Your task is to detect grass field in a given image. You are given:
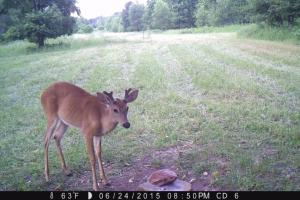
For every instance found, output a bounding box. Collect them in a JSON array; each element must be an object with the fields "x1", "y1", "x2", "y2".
[
  {"x1": 0, "y1": 31, "x2": 299, "y2": 191},
  {"x1": 238, "y1": 24, "x2": 300, "y2": 44}
]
